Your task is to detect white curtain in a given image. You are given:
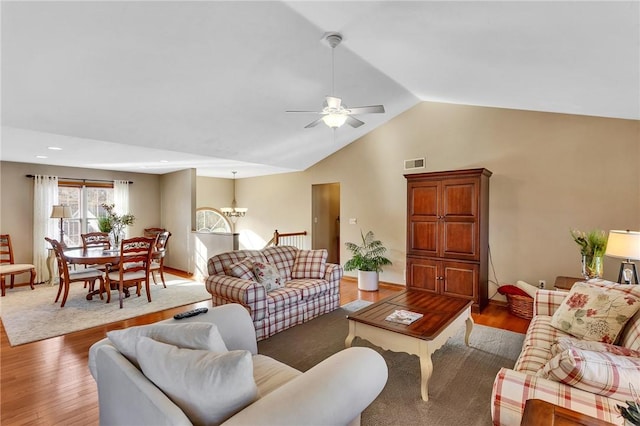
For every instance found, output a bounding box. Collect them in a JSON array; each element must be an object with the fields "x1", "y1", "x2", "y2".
[
  {"x1": 33, "y1": 175, "x2": 58, "y2": 282},
  {"x1": 114, "y1": 180, "x2": 130, "y2": 237}
]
